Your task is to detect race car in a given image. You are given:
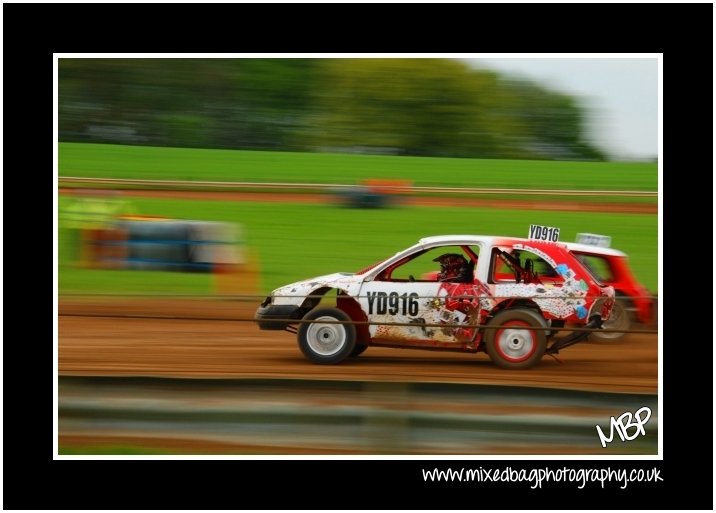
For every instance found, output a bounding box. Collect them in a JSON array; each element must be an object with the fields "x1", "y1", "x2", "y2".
[
  {"x1": 566, "y1": 234, "x2": 654, "y2": 341},
  {"x1": 421, "y1": 235, "x2": 653, "y2": 342},
  {"x1": 255, "y1": 227, "x2": 615, "y2": 369}
]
